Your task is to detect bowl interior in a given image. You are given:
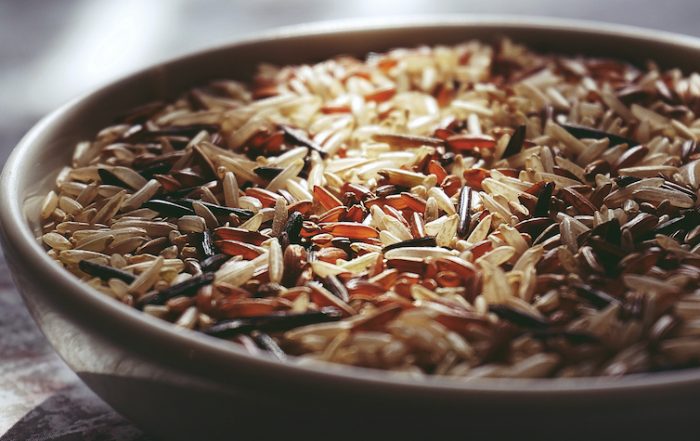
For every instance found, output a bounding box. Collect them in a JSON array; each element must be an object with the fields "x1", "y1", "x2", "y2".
[{"x1": 5, "y1": 17, "x2": 700, "y2": 396}]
